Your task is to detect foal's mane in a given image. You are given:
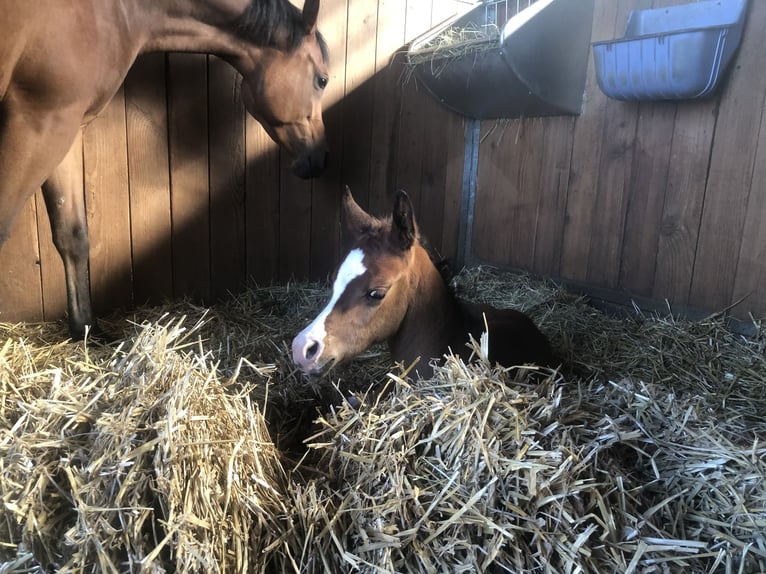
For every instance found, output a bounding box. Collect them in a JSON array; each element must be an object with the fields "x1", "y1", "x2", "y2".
[
  {"x1": 358, "y1": 214, "x2": 456, "y2": 289},
  {"x1": 233, "y1": 0, "x2": 328, "y2": 59}
]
